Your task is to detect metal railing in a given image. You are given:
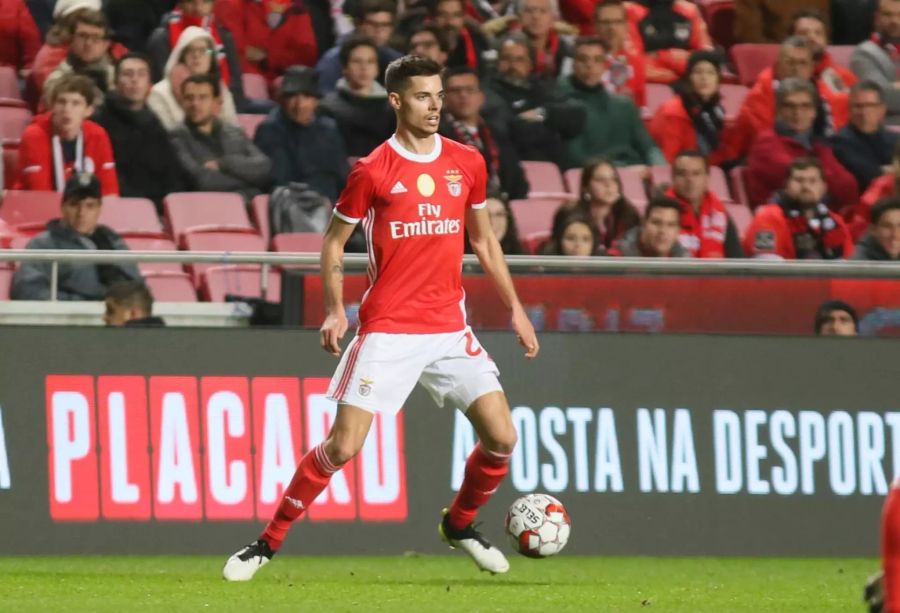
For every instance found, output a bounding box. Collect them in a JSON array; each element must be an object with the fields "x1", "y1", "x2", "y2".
[{"x1": 0, "y1": 249, "x2": 897, "y2": 301}]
